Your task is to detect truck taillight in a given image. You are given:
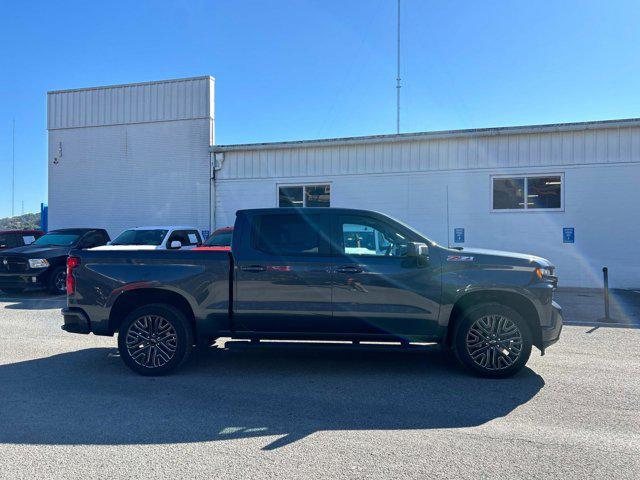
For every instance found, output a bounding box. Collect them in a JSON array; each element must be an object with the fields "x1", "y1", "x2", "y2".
[{"x1": 66, "y1": 256, "x2": 80, "y2": 295}]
